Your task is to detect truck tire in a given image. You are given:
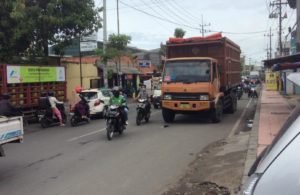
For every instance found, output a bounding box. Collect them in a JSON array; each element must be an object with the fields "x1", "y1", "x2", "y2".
[
  {"x1": 162, "y1": 108, "x2": 175, "y2": 123},
  {"x1": 226, "y1": 96, "x2": 237, "y2": 114},
  {"x1": 211, "y1": 101, "x2": 223, "y2": 123}
]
